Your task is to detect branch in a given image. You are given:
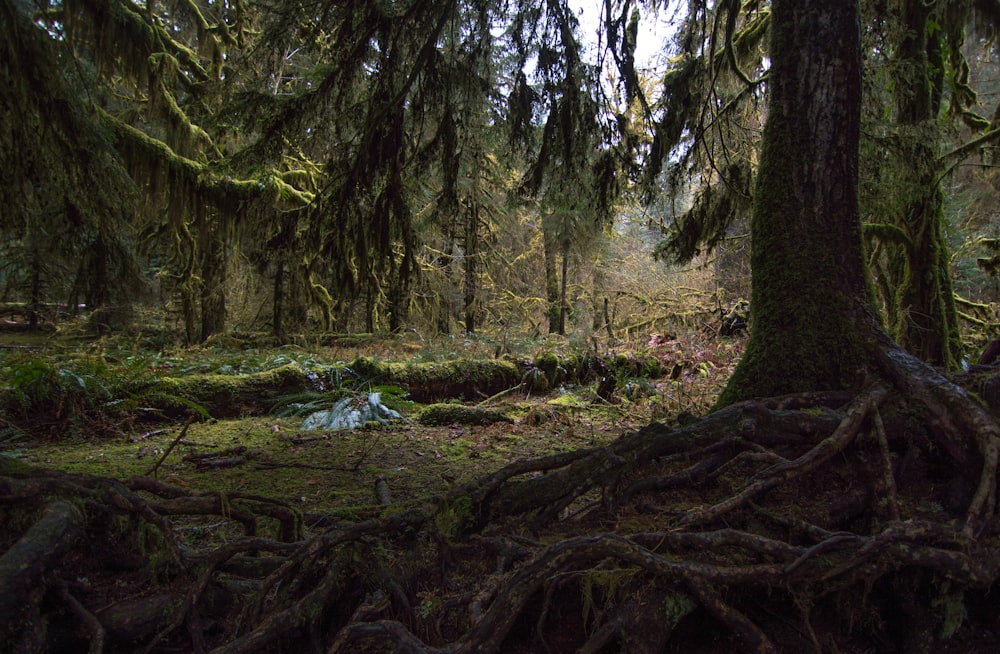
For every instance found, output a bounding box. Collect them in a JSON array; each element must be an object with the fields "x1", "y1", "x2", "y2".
[{"x1": 938, "y1": 126, "x2": 1000, "y2": 173}]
